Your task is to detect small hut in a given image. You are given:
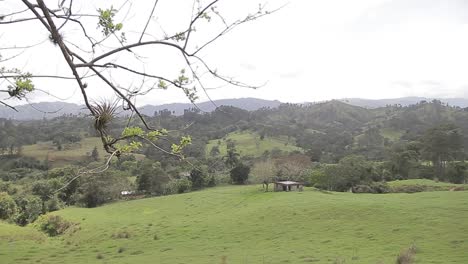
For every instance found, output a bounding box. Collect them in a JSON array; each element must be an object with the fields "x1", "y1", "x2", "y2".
[{"x1": 273, "y1": 181, "x2": 303, "y2": 192}]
